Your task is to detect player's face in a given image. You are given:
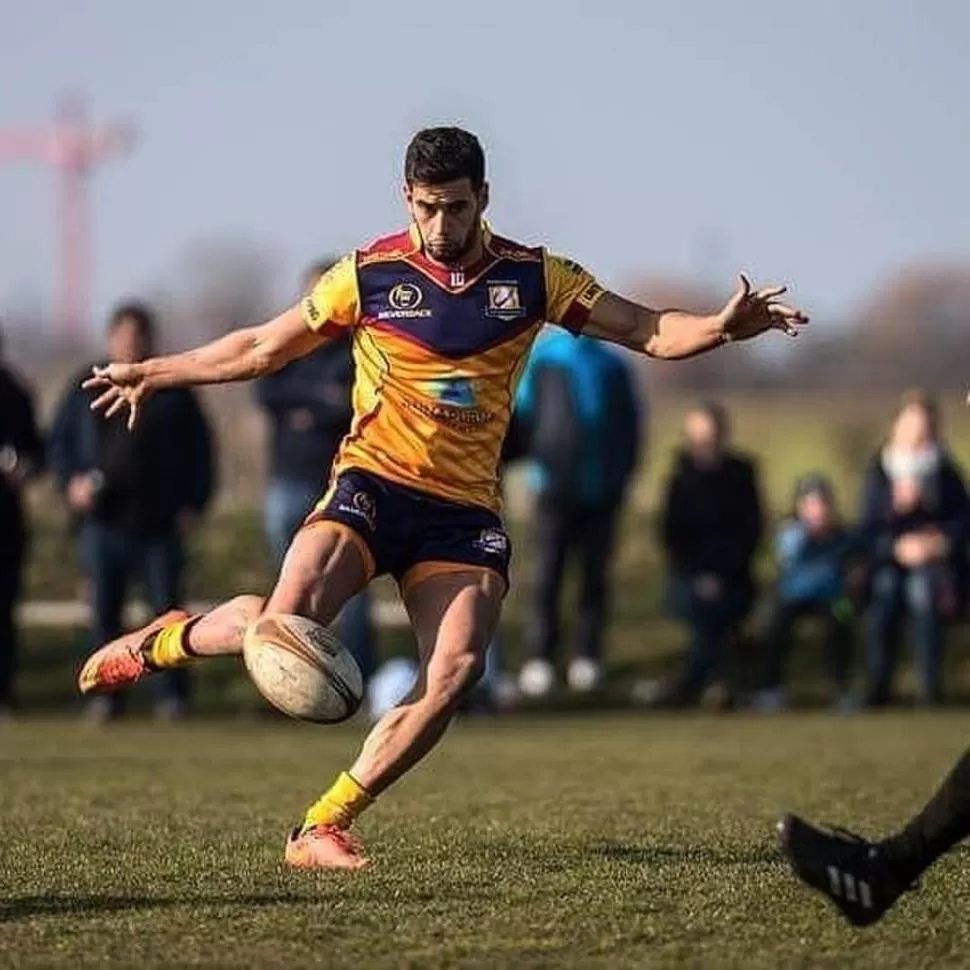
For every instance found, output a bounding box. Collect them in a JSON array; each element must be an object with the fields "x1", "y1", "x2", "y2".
[
  {"x1": 107, "y1": 318, "x2": 150, "y2": 364},
  {"x1": 405, "y1": 179, "x2": 488, "y2": 265}
]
